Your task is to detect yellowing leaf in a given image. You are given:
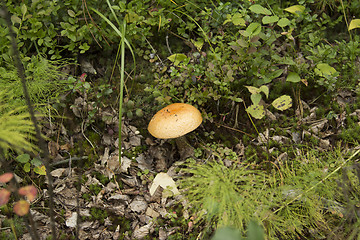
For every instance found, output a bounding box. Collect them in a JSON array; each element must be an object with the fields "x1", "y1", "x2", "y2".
[
  {"x1": 284, "y1": 5, "x2": 305, "y2": 16},
  {"x1": 246, "y1": 104, "x2": 265, "y2": 119},
  {"x1": 272, "y1": 95, "x2": 292, "y2": 111},
  {"x1": 245, "y1": 86, "x2": 260, "y2": 94},
  {"x1": 314, "y1": 63, "x2": 337, "y2": 77},
  {"x1": 34, "y1": 165, "x2": 46, "y2": 175},
  {"x1": 348, "y1": 19, "x2": 360, "y2": 31},
  {"x1": 167, "y1": 54, "x2": 189, "y2": 66},
  {"x1": 191, "y1": 39, "x2": 204, "y2": 51},
  {"x1": 232, "y1": 12, "x2": 246, "y2": 26}
]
